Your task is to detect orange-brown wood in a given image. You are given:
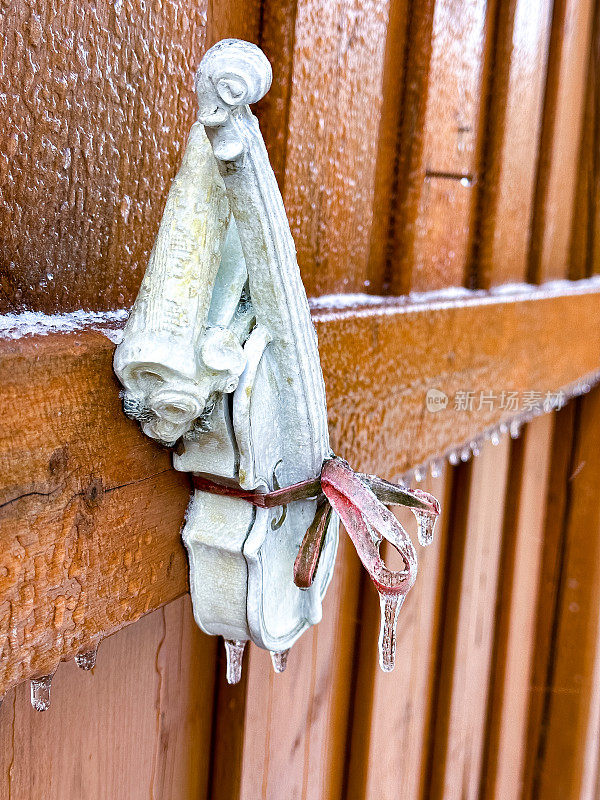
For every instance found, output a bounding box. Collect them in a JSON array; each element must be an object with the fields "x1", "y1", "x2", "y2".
[
  {"x1": 345, "y1": 471, "x2": 451, "y2": 800},
  {"x1": 473, "y1": 0, "x2": 553, "y2": 287},
  {"x1": 427, "y1": 439, "x2": 510, "y2": 800},
  {"x1": 521, "y1": 401, "x2": 577, "y2": 799},
  {"x1": 529, "y1": 387, "x2": 600, "y2": 799},
  {"x1": 0, "y1": 595, "x2": 217, "y2": 800},
  {"x1": 389, "y1": 0, "x2": 492, "y2": 293},
  {"x1": 235, "y1": 533, "x2": 362, "y2": 800},
  {"x1": 528, "y1": 0, "x2": 595, "y2": 283},
  {"x1": 570, "y1": 3, "x2": 600, "y2": 280},
  {"x1": 480, "y1": 414, "x2": 553, "y2": 799},
  {"x1": 0, "y1": 1, "x2": 261, "y2": 316},
  {"x1": 268, "y1": 0, "x2": 408, "y2": 297},
  {"x1": 1, "y1": 286, "x2": 599, "y2": 695}
]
